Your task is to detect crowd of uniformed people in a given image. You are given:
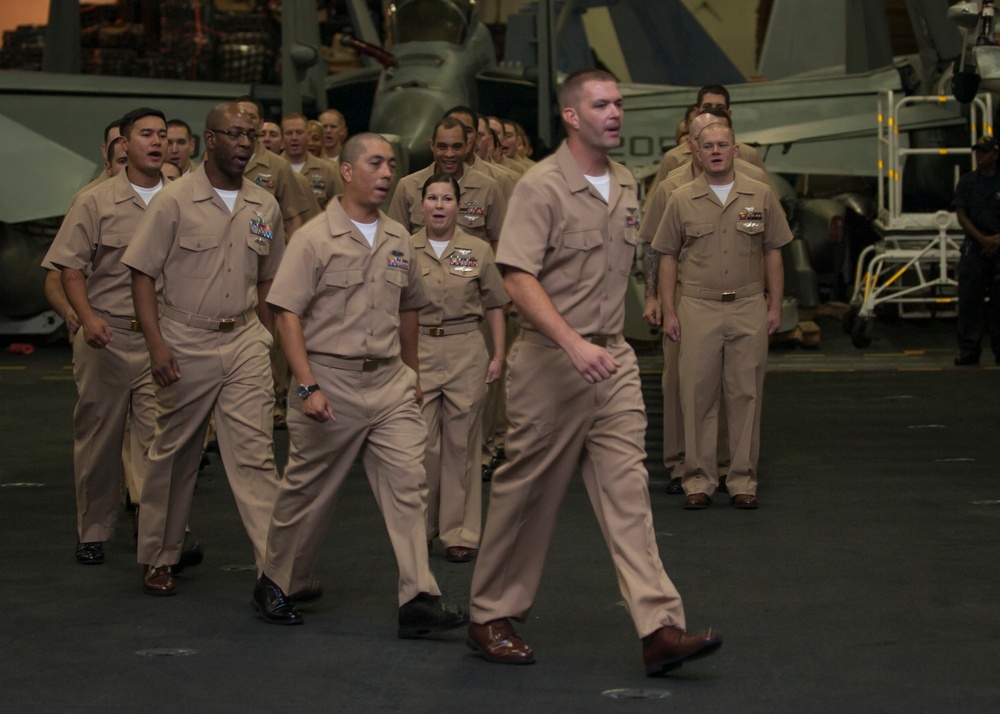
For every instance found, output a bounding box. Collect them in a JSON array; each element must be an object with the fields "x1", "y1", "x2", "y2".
[{"x1": 40, "y1": 72, "x2": 798, "y2": 676}]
